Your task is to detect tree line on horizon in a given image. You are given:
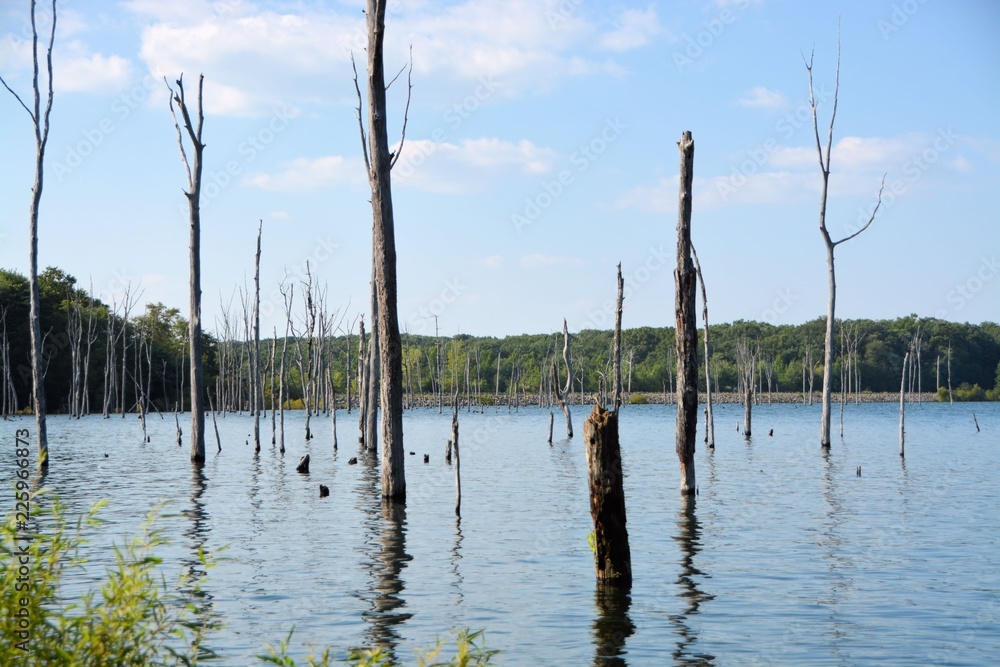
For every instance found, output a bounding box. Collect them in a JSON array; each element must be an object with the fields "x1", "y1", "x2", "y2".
[{"x1": 2, "y1": 265, "x2": 998, "y2": 418}]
